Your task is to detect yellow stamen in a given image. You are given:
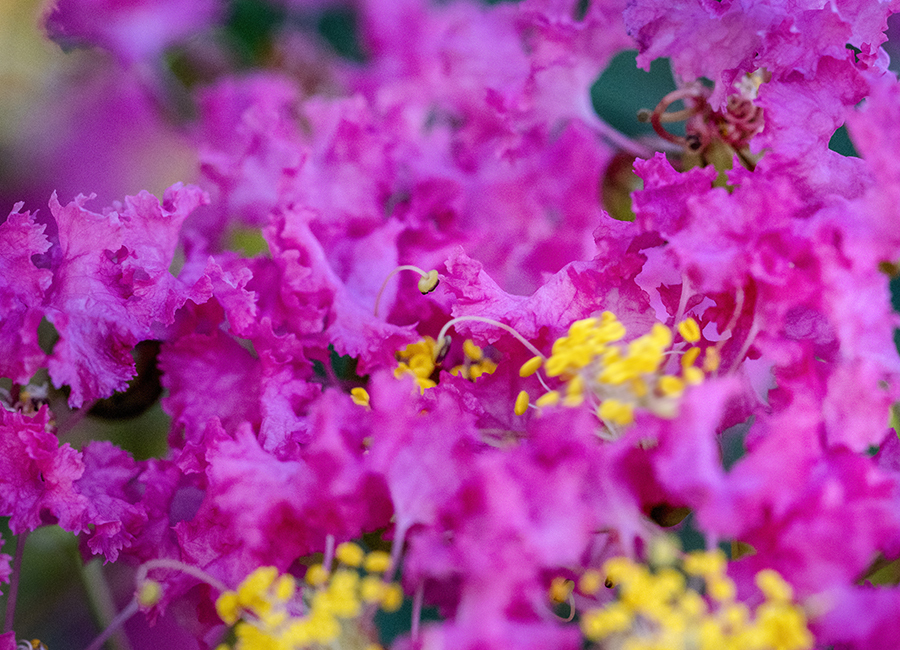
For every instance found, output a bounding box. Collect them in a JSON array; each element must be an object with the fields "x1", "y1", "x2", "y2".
[
  {"x1": 350, "y1": 387, "x2": 370, "y2": 408},
  {"x1": 519, "y1": 356, "x2": 543, "y2": 377},
  {"x1": 678, "y1": 318, "x2": 702, "y2": 343},
  {"x1": 658, "y1": 375, "x2": 685, "y2": 397},
  {"x1": 598, "y1": 399, "x2": 634, "y2": 425},
  {"x1": 549, "y1": 577, "x2": 574, "y2": 604},
  {"x1": 514, "y1": 390, "x2": 530, "y2": 416},
  {"x1": 579, "y1": 570, "x2": 603, "y2": 595},
  {"x1": 682, "y1": 346, "x2": 701, "y2": 368},
  {"x1": 335, "y1": 542, "x2": 365, "y2": 567},
  {"x1": 535, "y1": 391, "x2": 561, "y2": 407},
  {"x1": 703, "y1": 347, "x2": 720, "y2": 372},
  {"x1": 363, "y1": 550, "x2": 391, "y2": 573},
  {"x1": 463, "y1": 338, "x2": 484, "y2": 361},
  {"x1": 305, "y1": 564, "x2": 329, "y2": 587}
]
